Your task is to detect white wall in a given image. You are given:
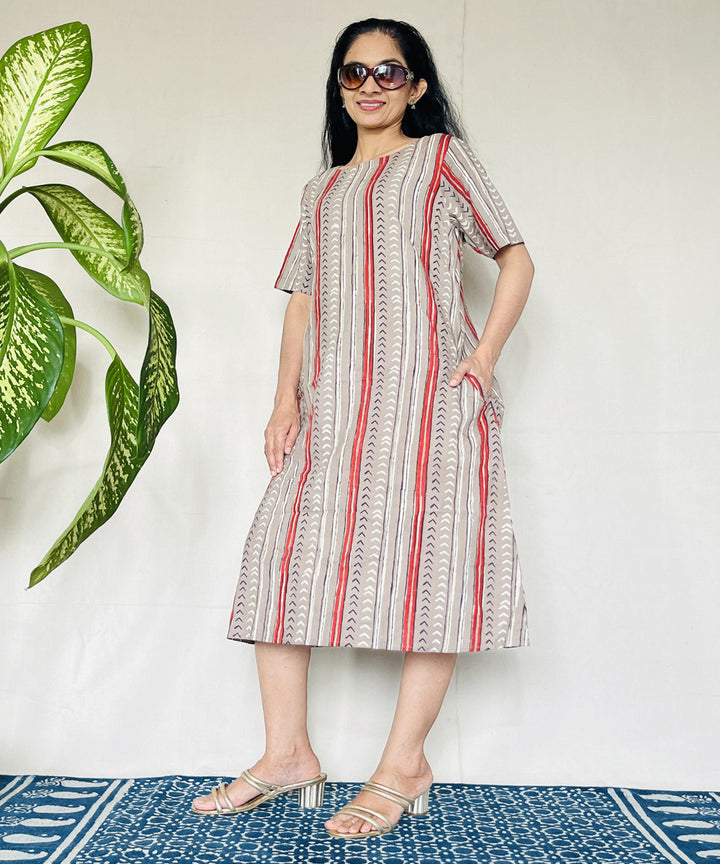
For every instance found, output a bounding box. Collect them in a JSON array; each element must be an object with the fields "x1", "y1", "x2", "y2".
[{"x1": 1, "y1": 0, "x2": 718, "y2": 791}]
